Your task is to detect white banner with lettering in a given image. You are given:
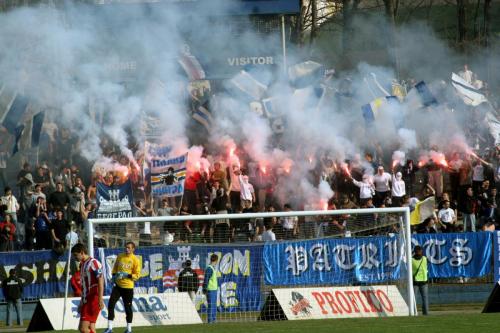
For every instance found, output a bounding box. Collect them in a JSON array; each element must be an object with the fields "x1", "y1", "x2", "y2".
[
  {"x1": 41, "y1": 293, "x2": 202, "y2": 330},
  {"x1": 272, "y1": 286, "x2": 409, "y2": 320}
]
